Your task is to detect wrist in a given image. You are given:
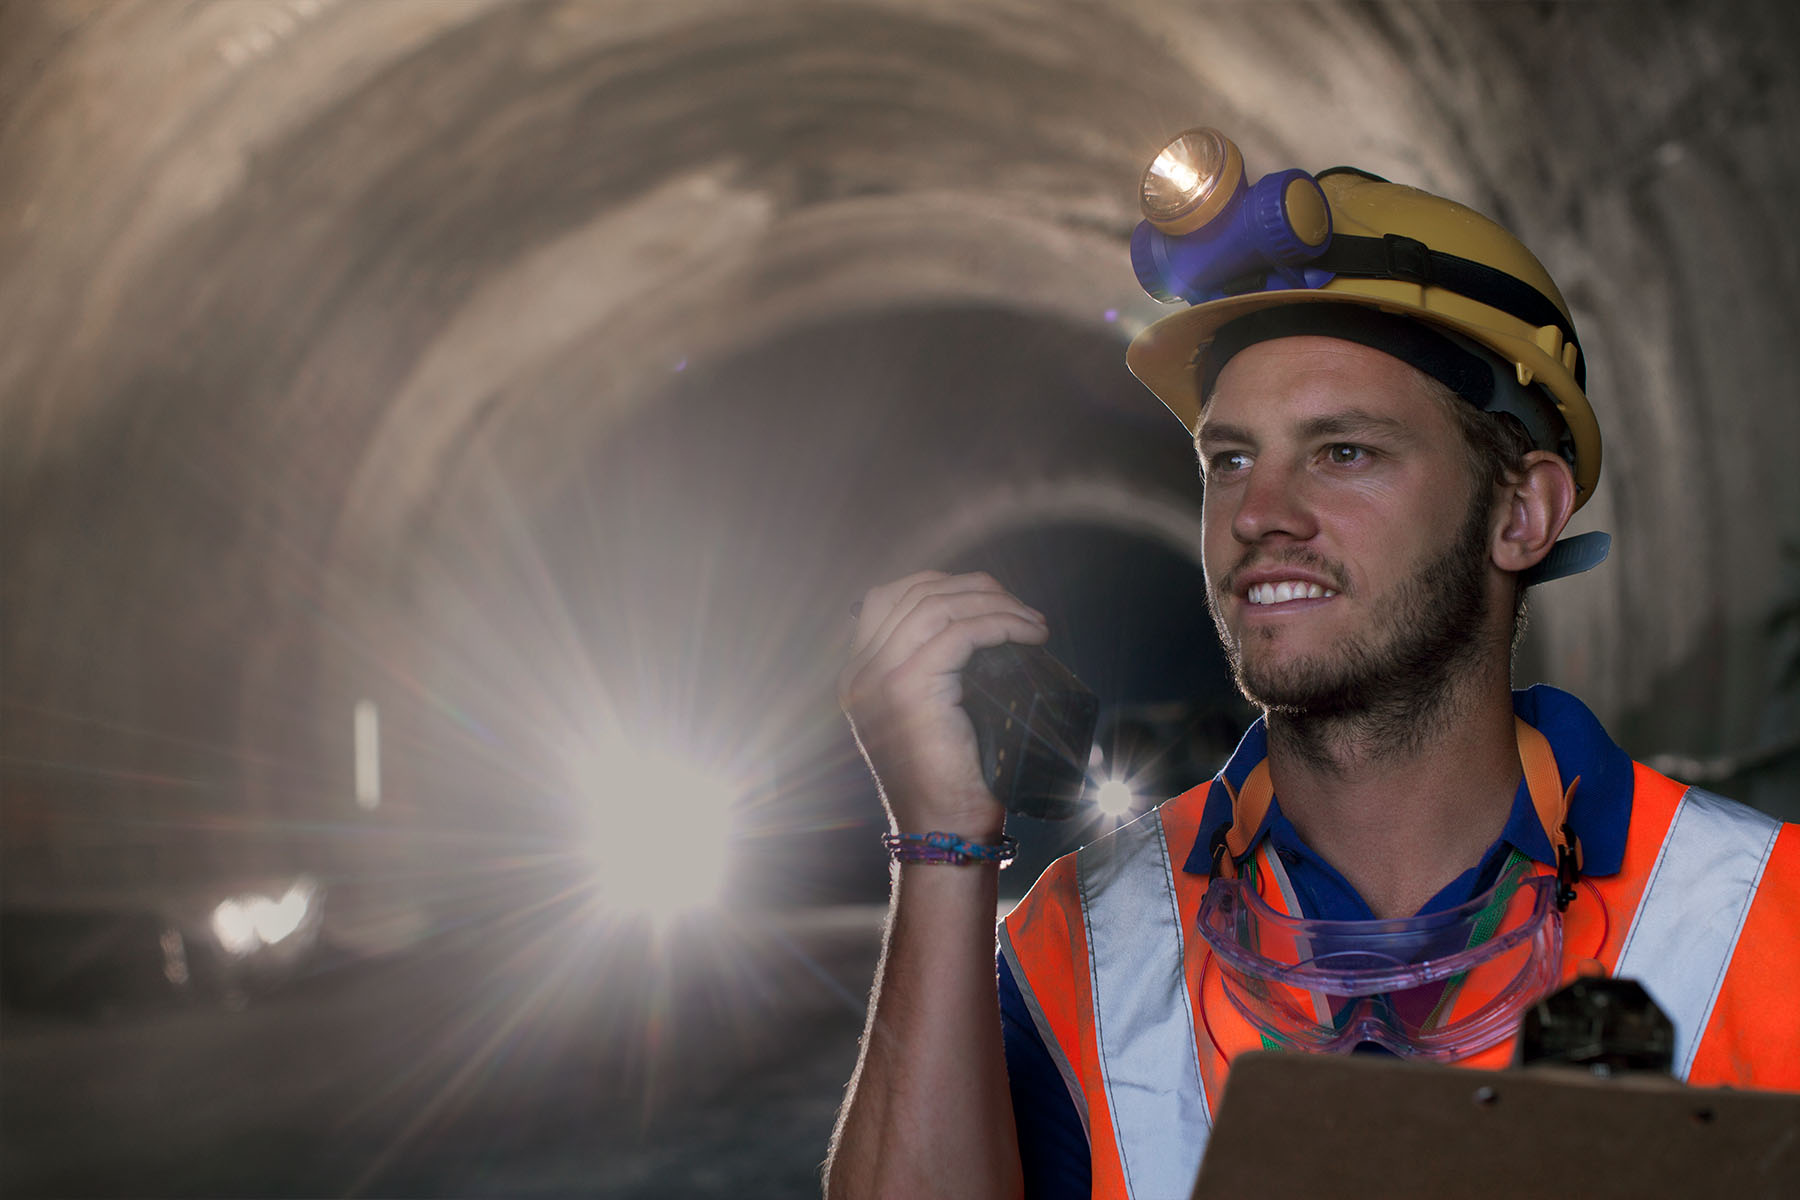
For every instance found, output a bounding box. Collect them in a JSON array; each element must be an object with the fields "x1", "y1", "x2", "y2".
[
  {"x1": 891, "y1": 818, "x2": 1007, "y2": 845},
  {"x1": 883, "y1": 830, "x2": 1019, "y2": 868},
  {"x1": 888, "y1": 797, "x2": 1005, "y2": 845}
]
